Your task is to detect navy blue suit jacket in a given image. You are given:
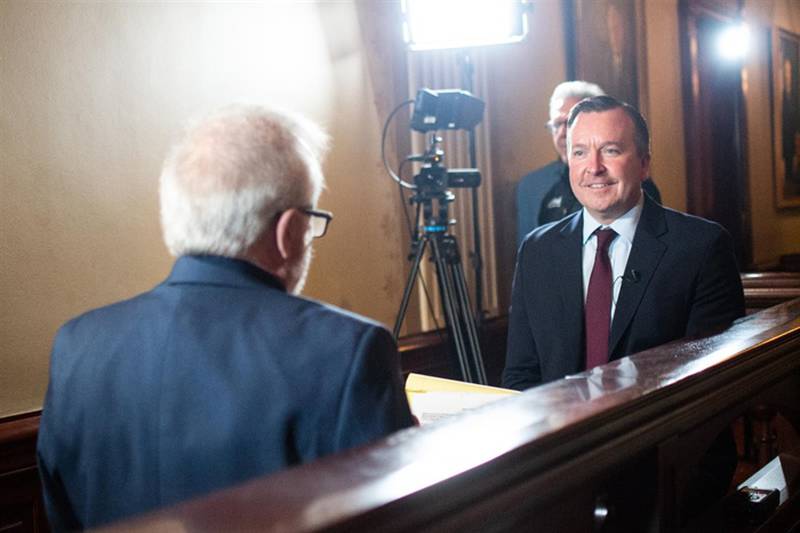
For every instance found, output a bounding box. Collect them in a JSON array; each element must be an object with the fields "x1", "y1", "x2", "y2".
[
  {"x1": 37, "y1": 255, "x2": 413, "y2": 530},
  {"x1": 503, "y1": 197, "x2": 745, "y2": 390},
  {"x1": 516, "y1": 160, "x2": 563, "y2": 249}
]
